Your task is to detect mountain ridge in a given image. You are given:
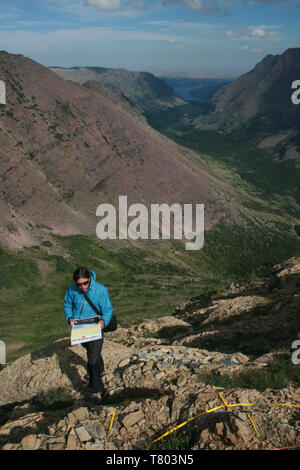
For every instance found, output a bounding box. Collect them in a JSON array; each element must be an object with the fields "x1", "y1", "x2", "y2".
[
  {"x1": 0, "y1": 51, "x2": 228, "y2": 251},
  {"x1": 194, "y1": 48, "x2": 300, "y2": 152},
  {"x1": 50, "y1": 65, "x2": 186, "y2": 113}
]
